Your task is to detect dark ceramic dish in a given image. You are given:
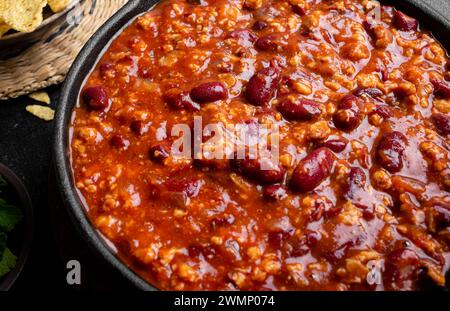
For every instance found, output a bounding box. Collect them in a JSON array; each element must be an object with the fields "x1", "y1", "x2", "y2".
[
  {"x1": 54, "y1": 0, "x2": 450, "y2": 290},
  {"x1": 0, "y1": 163, "x2": 33, "y2": 291}
]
